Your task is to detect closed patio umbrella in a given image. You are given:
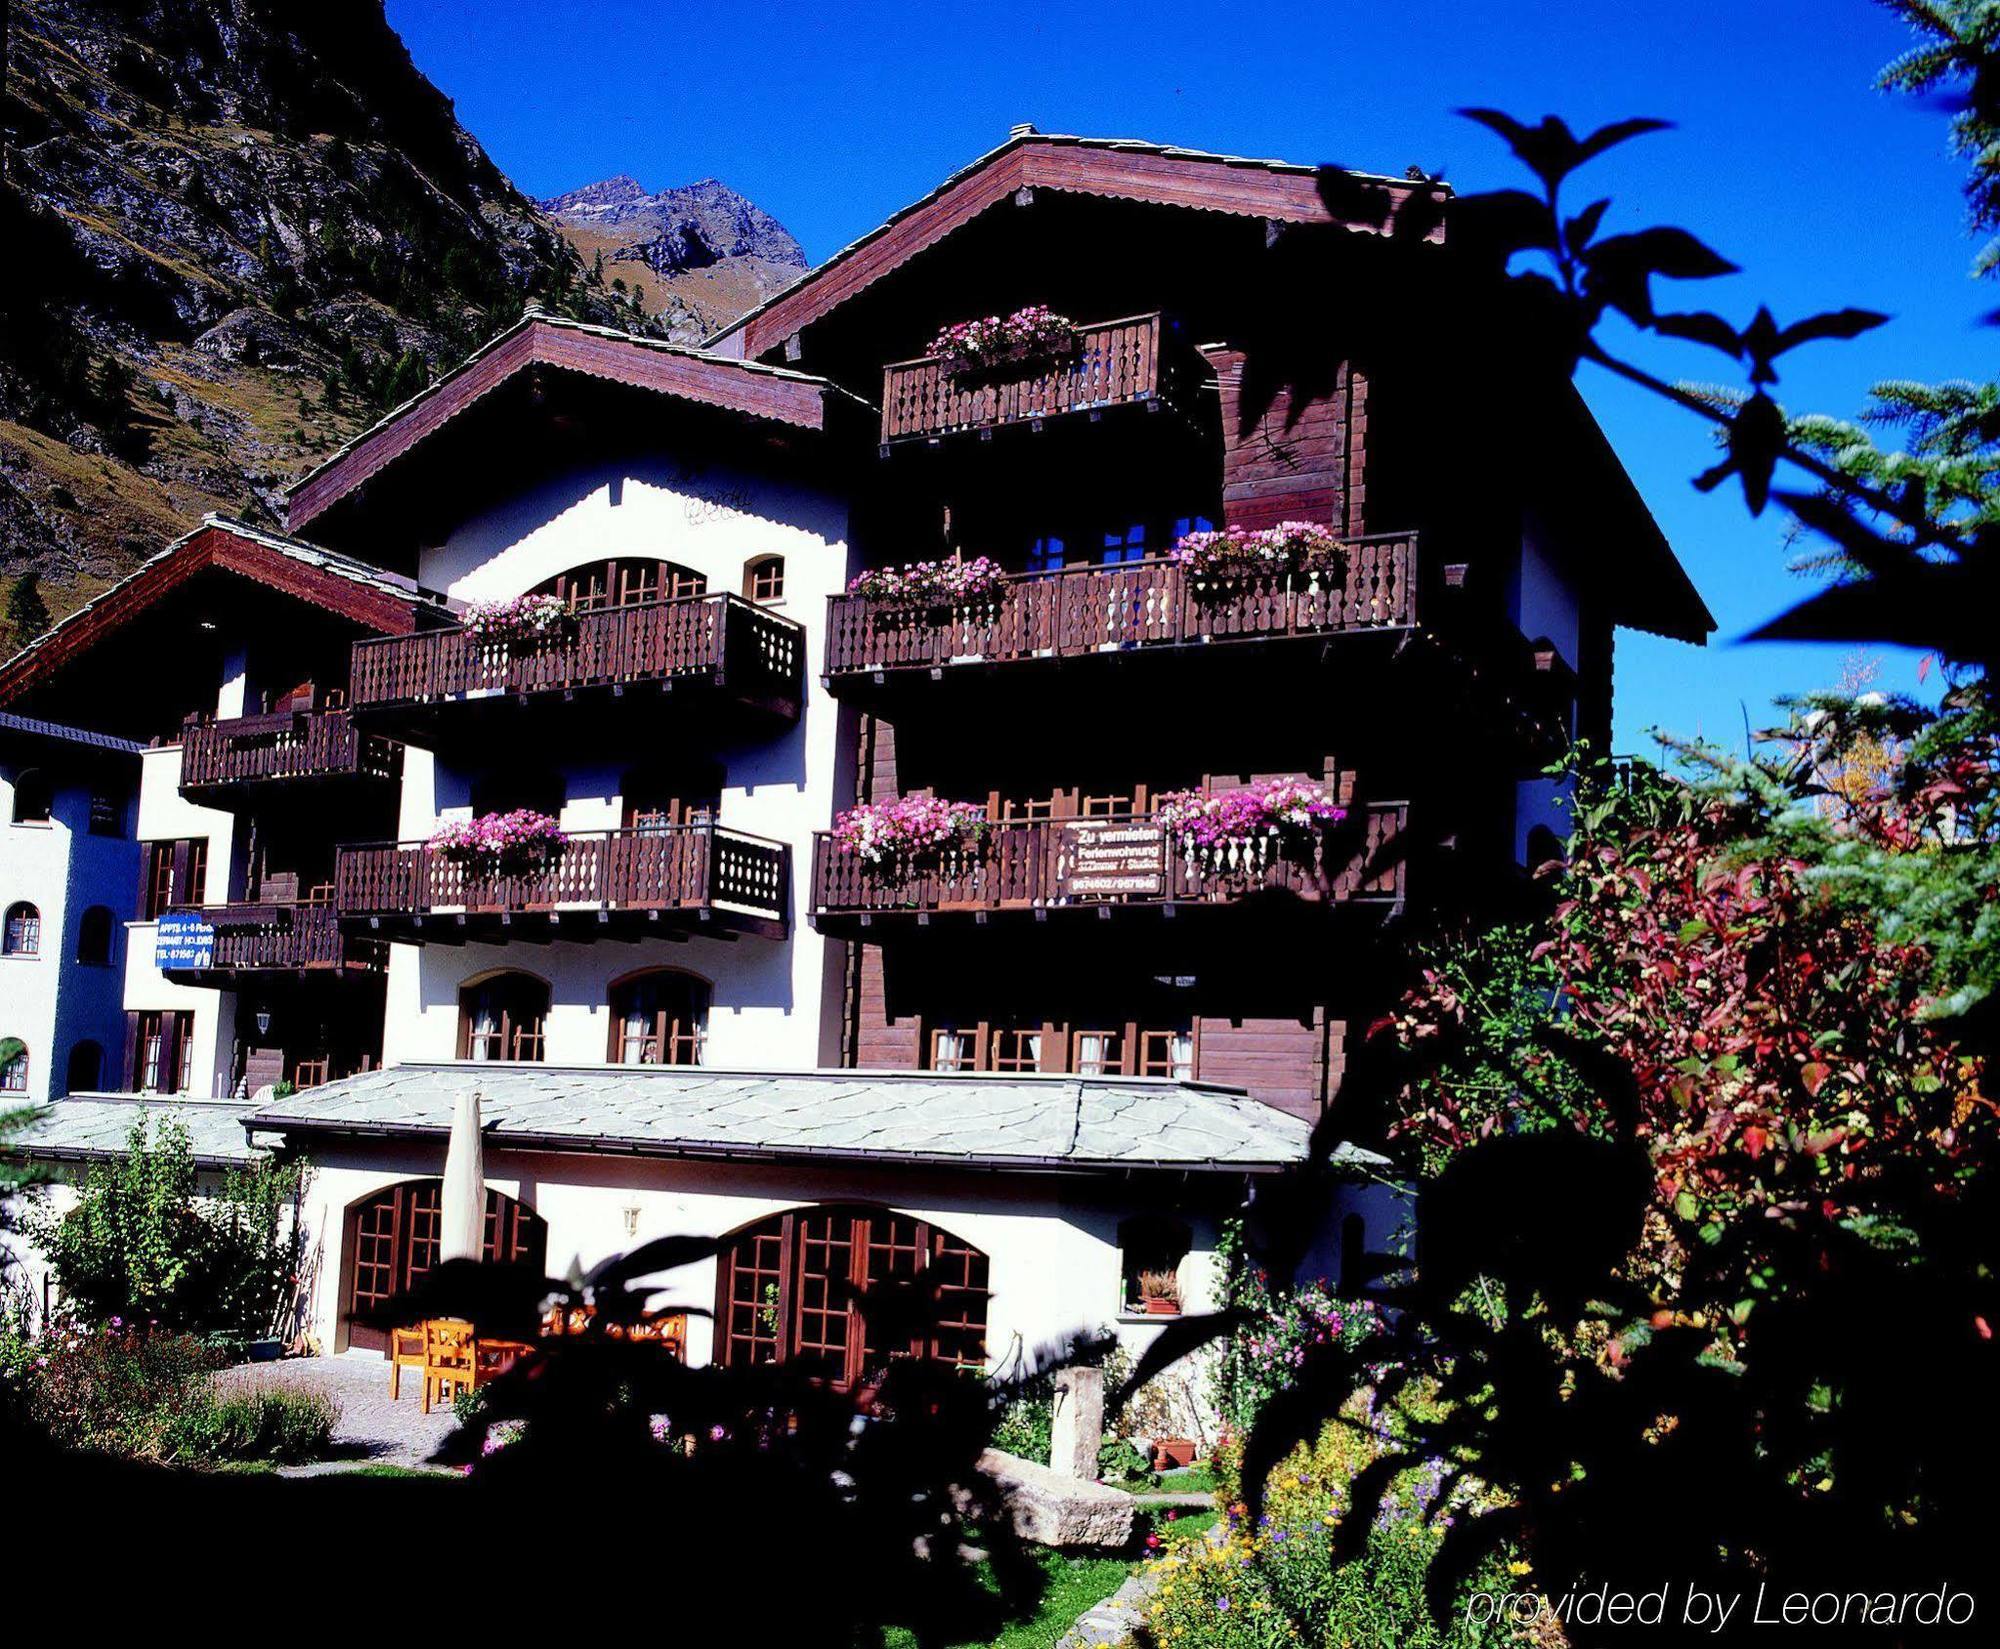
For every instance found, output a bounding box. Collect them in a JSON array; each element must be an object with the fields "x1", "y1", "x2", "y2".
[{"x1": 440, "y1": 1085, "x2": 486, "y2": 1264}]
